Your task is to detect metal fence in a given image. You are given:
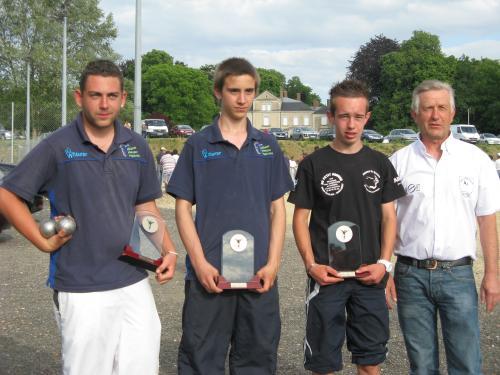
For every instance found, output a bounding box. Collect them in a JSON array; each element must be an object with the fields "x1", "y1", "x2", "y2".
[{"x1": 0, "y1": 100, "x2": 79, "y2": 164}]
